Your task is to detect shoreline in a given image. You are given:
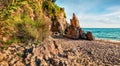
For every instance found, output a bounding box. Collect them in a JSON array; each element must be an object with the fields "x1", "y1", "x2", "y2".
[{"x1": 95, "y1": 38, "x2": 120, "y2": 44}]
